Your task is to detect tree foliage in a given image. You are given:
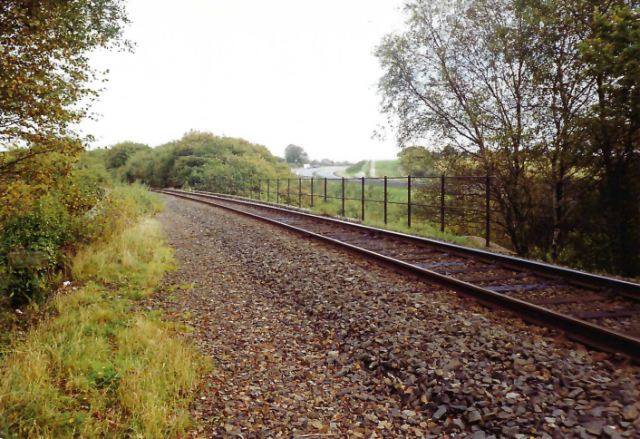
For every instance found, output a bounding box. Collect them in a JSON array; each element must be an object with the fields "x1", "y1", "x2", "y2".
[
  {"x1": 284, "y1": 144, "x2": 309, "y2": 166},
  {"x1": 0, "y1": 0, "x2": 131, "y2": 223},
  {"x1": 377, "y1": 0, "x2": 640, "y2": 275},
  {"x1": 397, "y1": 147, "x2": 436, "y2": 177},
  {"x1": 98, "y1": 131, "x2": 293, "y2": 190},
  {"x1": 0, "y1": 0, "x2": 132, "y2": 301},
  {"x1": 579, "y1": 4, "x2": 640, "y2": 274},
  {"x1": 105, "y1": 141, "x2": 151, "y2": 170}
]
